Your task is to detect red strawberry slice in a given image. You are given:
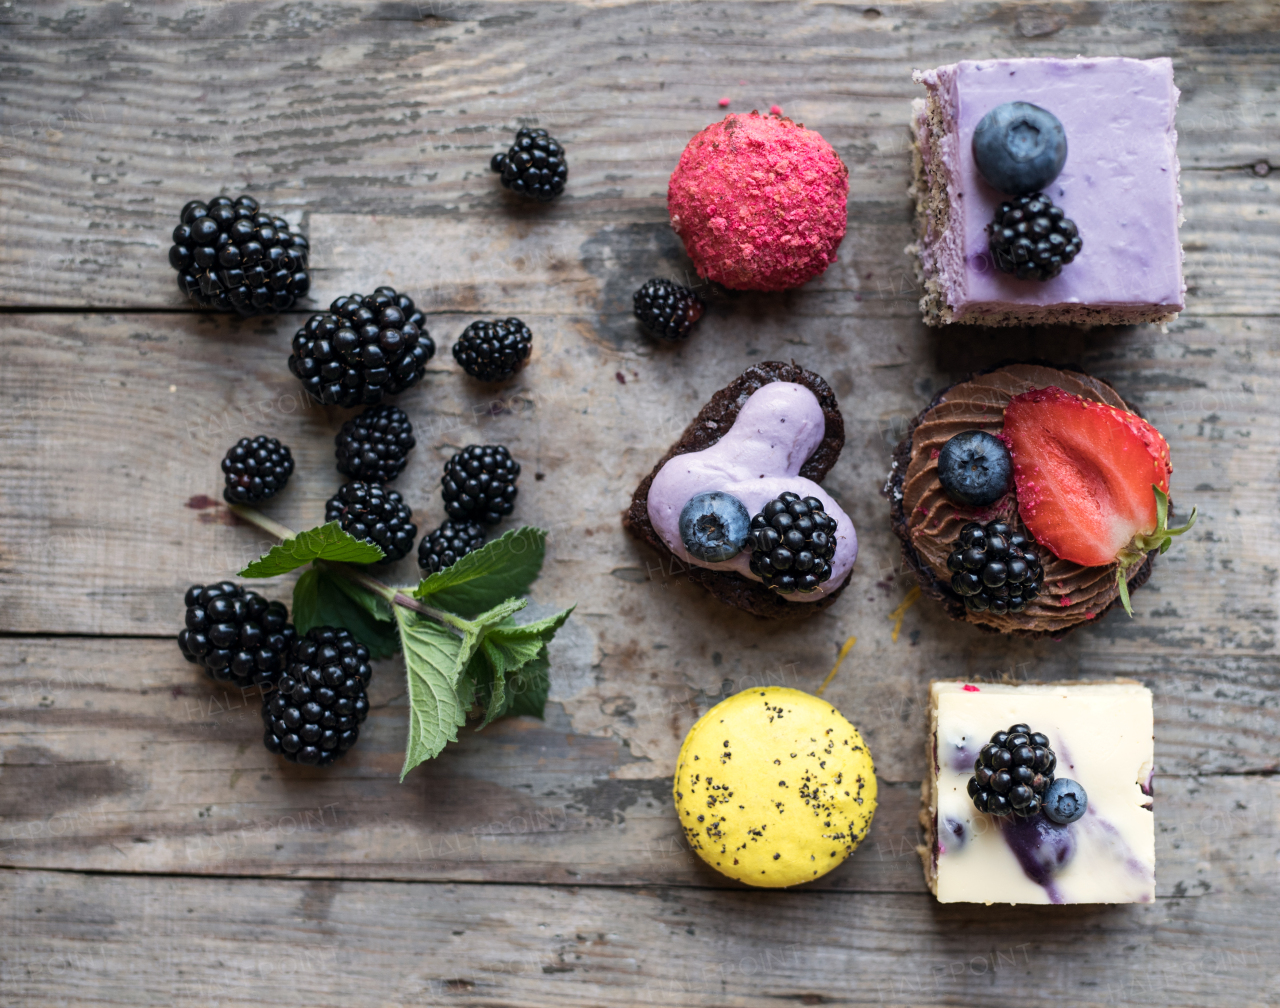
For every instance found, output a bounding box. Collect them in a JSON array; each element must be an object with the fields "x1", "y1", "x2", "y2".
[{"x1": 1002, "y1": 386, "x2": 1194, "y2": 615}]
